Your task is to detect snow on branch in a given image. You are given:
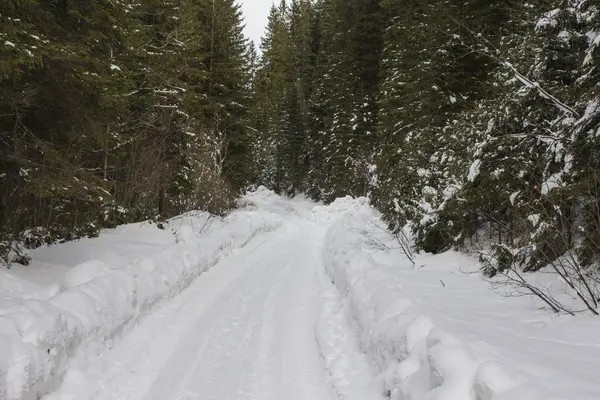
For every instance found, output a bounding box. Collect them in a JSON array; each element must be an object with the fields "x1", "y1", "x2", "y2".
[{"x1": 504, "y1": 62, "x2": 580, "y2": 117}]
